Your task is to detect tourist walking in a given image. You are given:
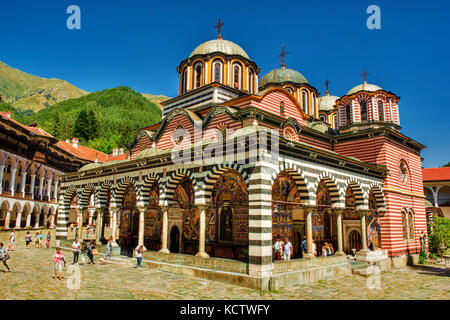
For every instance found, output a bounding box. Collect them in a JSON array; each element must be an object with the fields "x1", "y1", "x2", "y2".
[
  {"x1": 34, "y1": 232, "x2": 40, "y2": 248},
  {"x1": 72, "y1": 237, "x2": 81, "y2": 265},
  {"x1": 273, "y1": 238, "x2": 281, "y2": 261},
  {"x1": 283, "y1": 238, "x2": 293, "y2": 260},
  {"x1": 301, "y1": 236, "x2": 307, "y2": 255},
  {"x1": 25, "y1": 231, "x2": 32, "y2": 248},
  {"x1": 86, "y1": 240, "x2": 96, "y2": 264},
  {"x1": 8, "y1": 230, "x2": 15, "y2": 251},
  {"x1": 312, "y1": 239, "x2": 317, "y2": 256},
  {"x1": 0, "y1": 242, "x2": 11, "y2": 272},
  {"x1": 104, "y1": 237, "x2": 113, "y2": 259},
  {"x1": 53, "y1": 247, "x2": 66, "y2": 280},
  {"x1": 46, "y1": 232, "x2": 51, "y2": 248},
  {"x1": 135, "y1": 245, "x2": 145, "y2": 268}
]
